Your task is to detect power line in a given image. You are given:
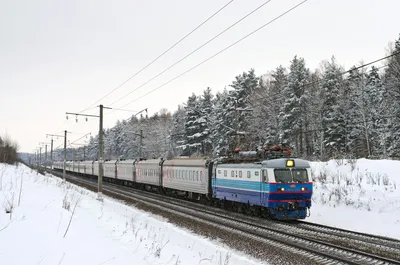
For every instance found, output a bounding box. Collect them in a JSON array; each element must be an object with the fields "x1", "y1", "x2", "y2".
[
  {"x1": 78, "y1": 0, "x2": 235, "y2": 114},
  {"x1": 117, "y1": 0, "x2": 308, "y2": 109},
  {"x1": 69, "y1": 133, "x2": 92, "y2": 145},
  {"x1": 109, "y1": 0, "x2": 274, "y2": 108},
  {"x1": 251, "y1": 51, "x2": 399, "y2": 107}
]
